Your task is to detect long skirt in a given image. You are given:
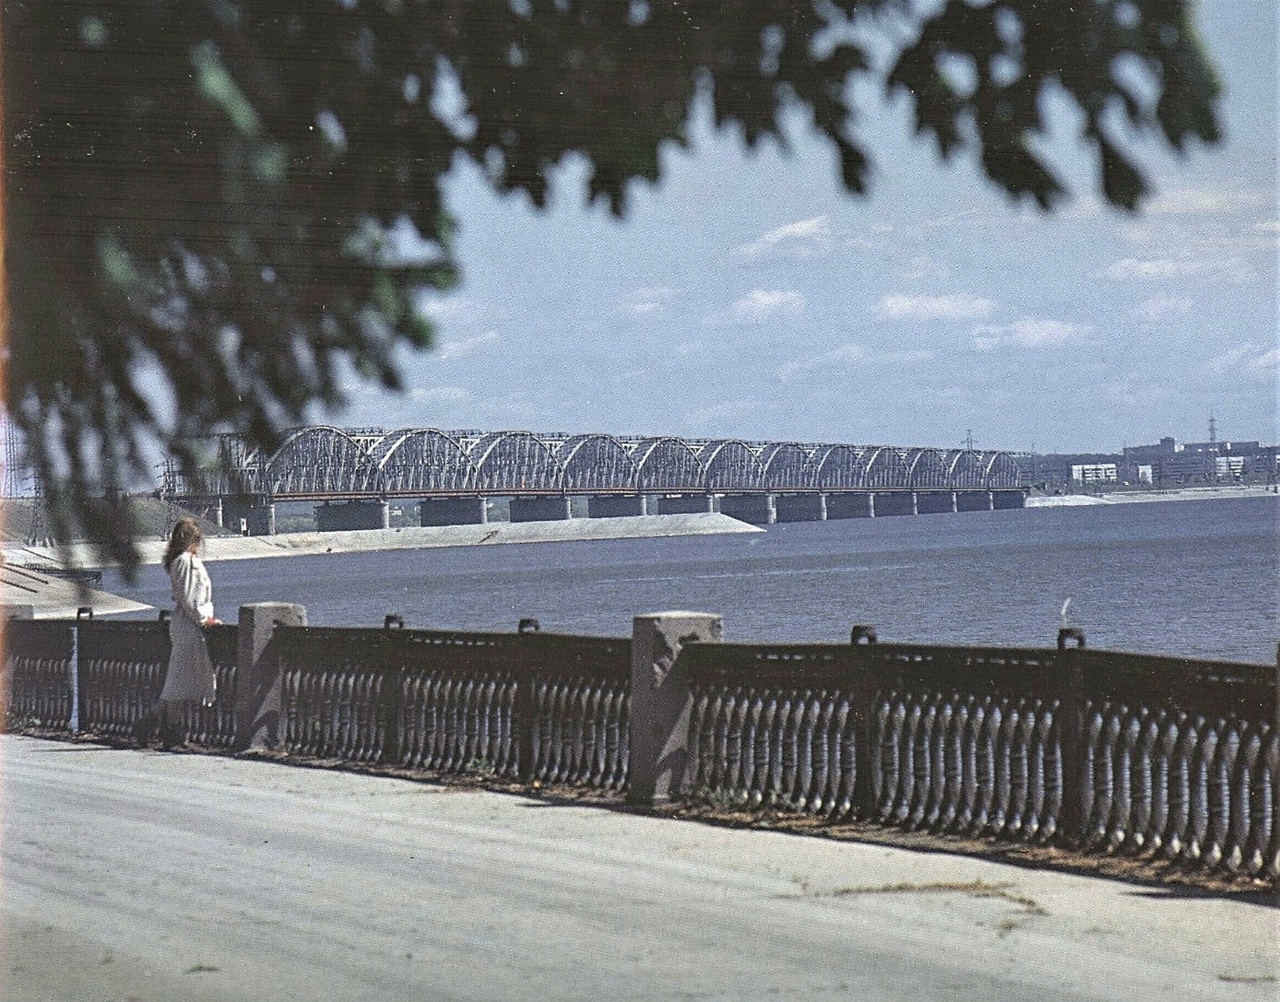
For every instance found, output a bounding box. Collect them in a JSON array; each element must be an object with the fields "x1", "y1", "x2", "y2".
[{"x1": 160, "y1": 614, "x2": 217, "y2": 705}]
